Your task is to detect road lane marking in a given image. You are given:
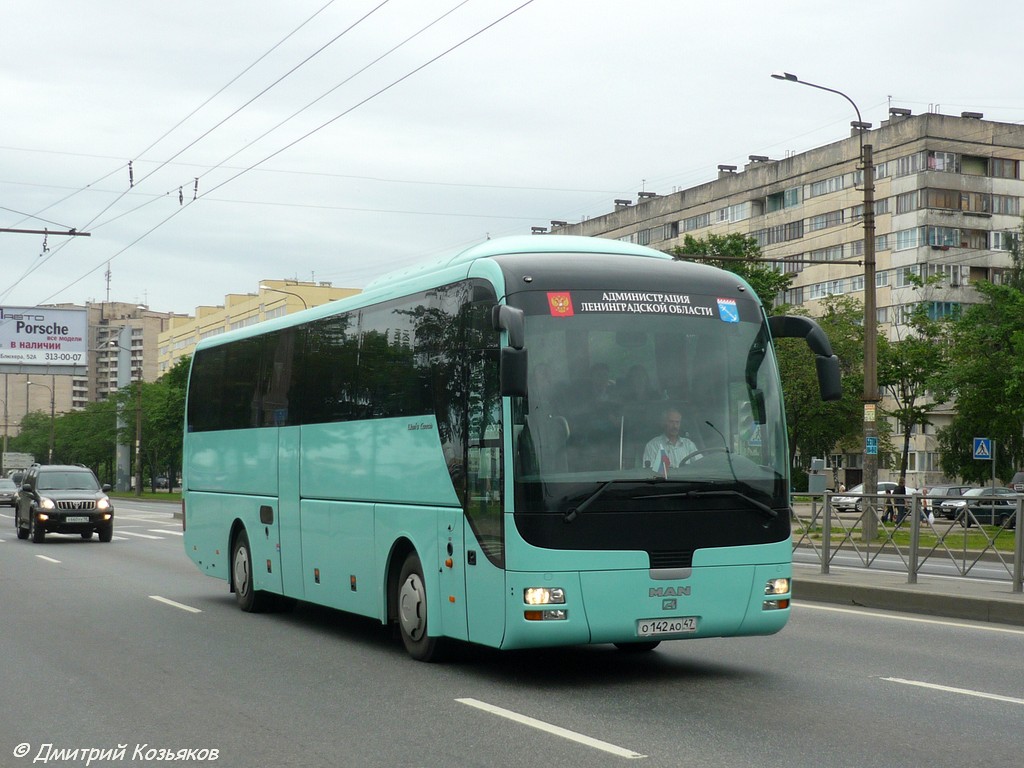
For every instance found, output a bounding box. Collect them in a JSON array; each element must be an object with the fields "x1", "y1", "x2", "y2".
[
  {"x1": 796, "y1": 602, "x2": 1024, "y2": 635},
  {"x1": 36, "y1": 555, "x2": 61, "y2": 564},
  {"x1": 149, "y1": 529, "x2": 183, "y2": 536},
  {"x1": 882, "y1": 677, "x2": 1024, "y2": 706},
  {"x1": 456, "y1": 698, "x2": 646, "y2": 759},
  {"x1": 116, "y1": 531, "x2": 164, "y2": 540},
  {"x1": 149, "y1": 595, "x2": 202, "y2": 613}
]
